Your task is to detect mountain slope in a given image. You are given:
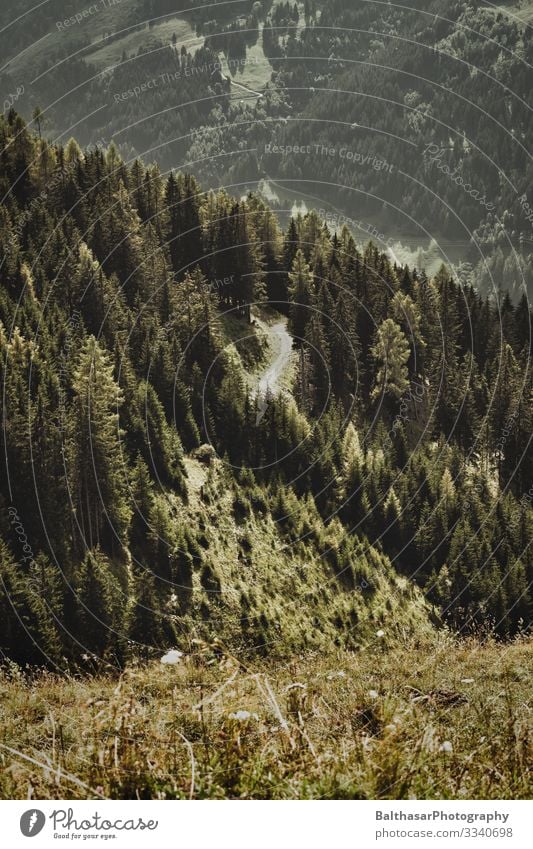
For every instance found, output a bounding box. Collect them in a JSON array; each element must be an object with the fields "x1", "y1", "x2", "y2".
[
  {"x1": 0, "y1": 111, "x2": 531, "y2": 670},
  {"x1": 155, "y1": 451, "x2": 431, "y2": 655}
]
